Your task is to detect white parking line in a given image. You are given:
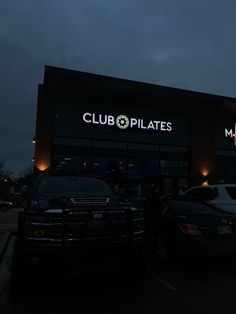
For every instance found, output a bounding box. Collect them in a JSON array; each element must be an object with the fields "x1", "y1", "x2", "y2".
[{"x1": 148, "y1": 270, "x2": 177, "y2": 291}]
